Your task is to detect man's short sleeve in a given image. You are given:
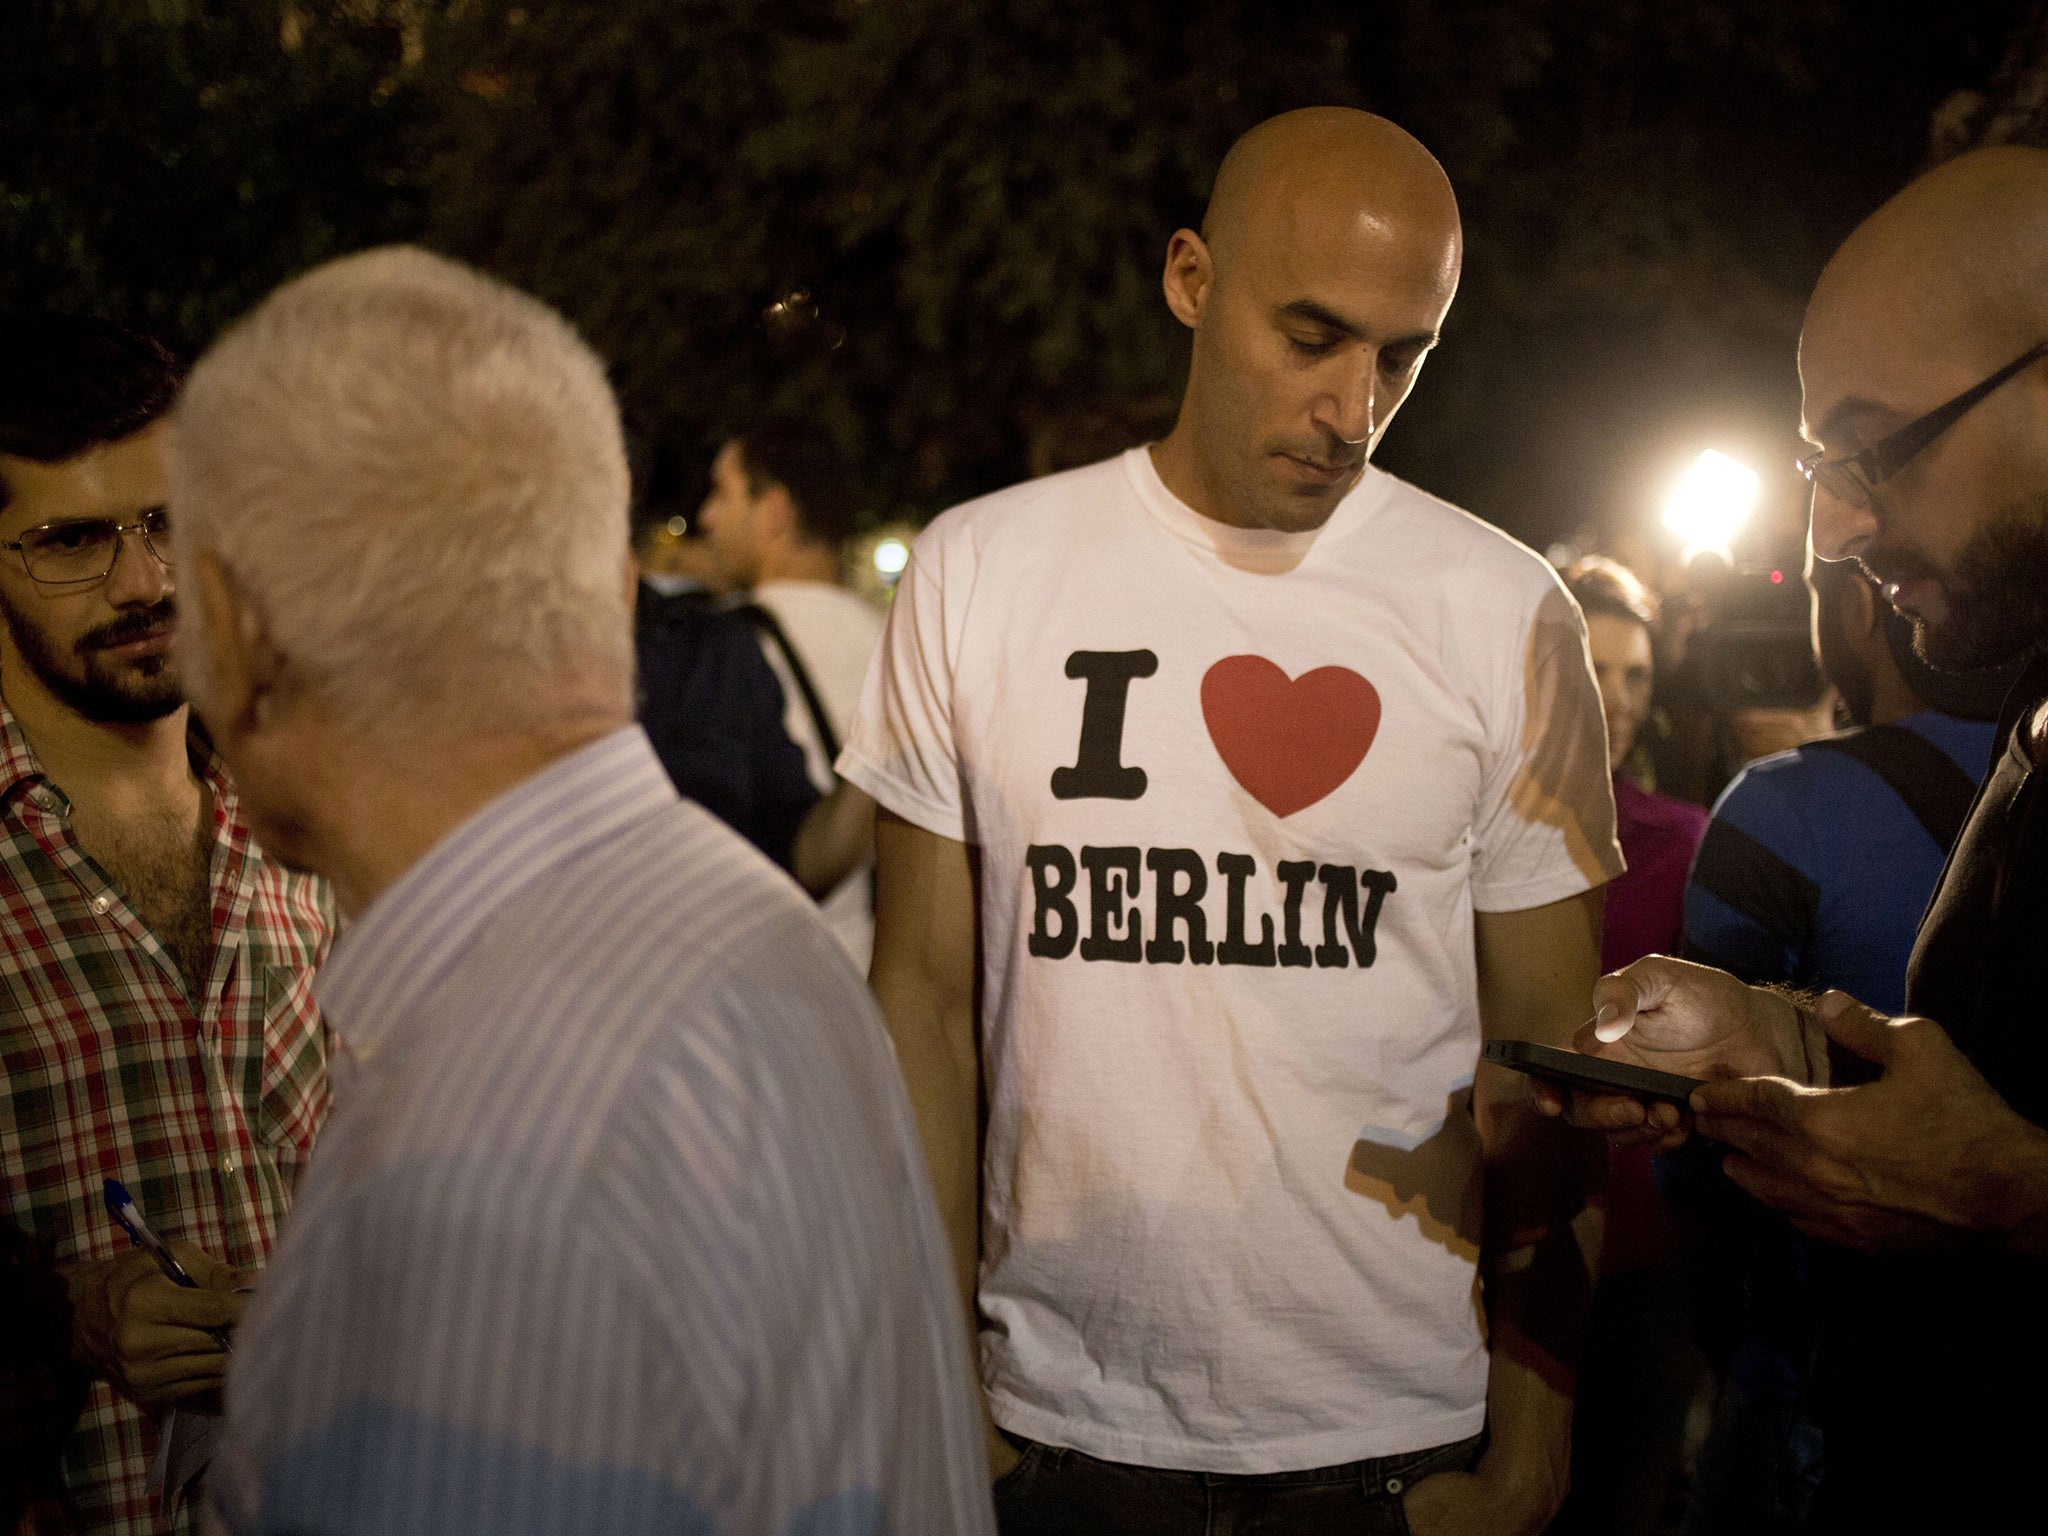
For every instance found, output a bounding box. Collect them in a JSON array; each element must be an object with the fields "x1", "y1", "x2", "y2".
[
  {"x1": 836, "y1": 538, "x2": 969, "y2": 842},
  {"x1": 1469, "y1": 580, "x2": 1625, "y2": 911}
]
